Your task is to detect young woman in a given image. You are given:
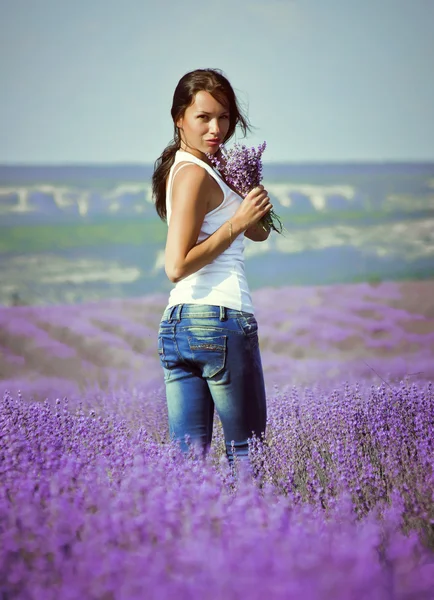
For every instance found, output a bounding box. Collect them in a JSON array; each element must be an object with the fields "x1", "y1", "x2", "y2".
[{"x1": 152, "y1": 68, "x2": 272, "y2": 467}]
